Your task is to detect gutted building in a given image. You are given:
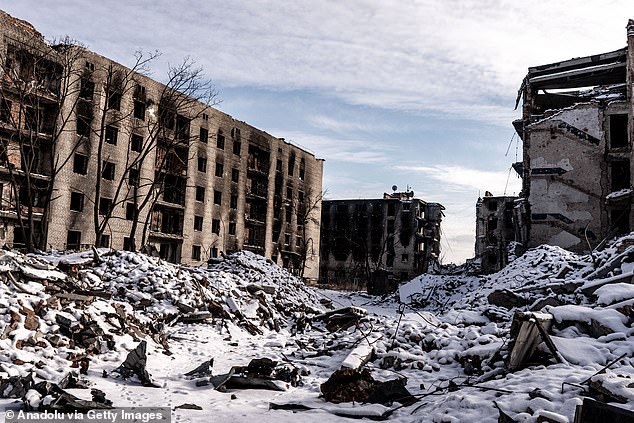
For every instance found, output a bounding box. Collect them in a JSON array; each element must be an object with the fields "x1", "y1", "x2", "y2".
[
  {"x1": 475, "y1": 193, "x2": 520, "y2": 273},
  {"x1": 319, "y1": 190, "x2": 444, "y2": 292},
  {"x1": 0, "y1": 10, "x2": 324, "y2": 281},
  {"x1": 513, "y1": 20, "x2": 634, "y2": 254}
]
